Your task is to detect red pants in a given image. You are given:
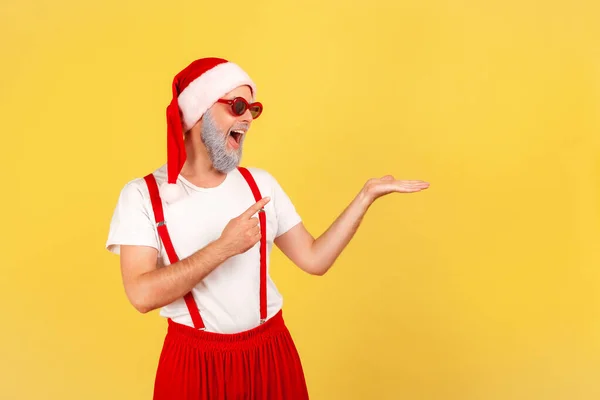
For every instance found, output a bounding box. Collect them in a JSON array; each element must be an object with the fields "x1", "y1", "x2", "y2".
[{"x1": 153, "y1": 310, "x2": 309, "y2": 399}]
